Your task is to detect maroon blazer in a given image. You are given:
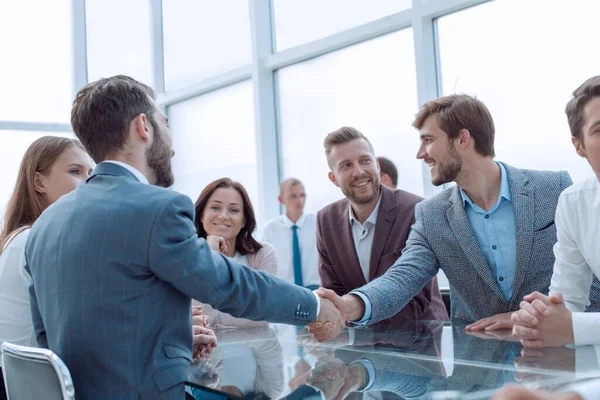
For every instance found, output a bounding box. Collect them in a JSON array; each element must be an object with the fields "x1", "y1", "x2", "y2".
[{"x1": 316, "y1": 185, "x2": 448, "y2": 323}]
